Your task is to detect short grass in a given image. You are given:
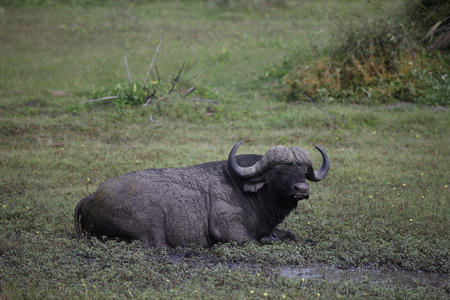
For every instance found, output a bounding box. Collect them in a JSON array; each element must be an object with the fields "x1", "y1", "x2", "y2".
[{"x1": 1, "y1": 0, "x2": 449, "y2": 299}]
